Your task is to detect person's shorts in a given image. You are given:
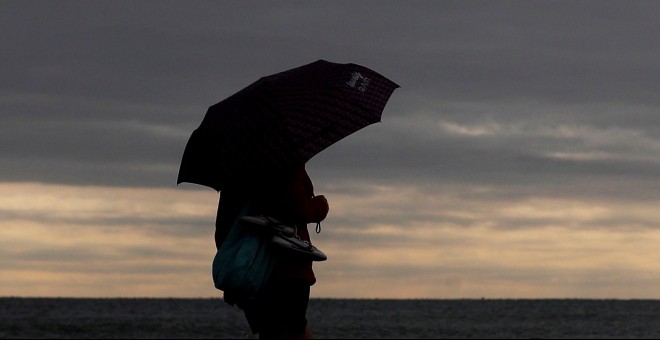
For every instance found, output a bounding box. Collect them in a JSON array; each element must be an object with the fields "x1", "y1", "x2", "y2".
[{"x1": 242, "y1": 280, "x2": 311, "y2": 335}]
